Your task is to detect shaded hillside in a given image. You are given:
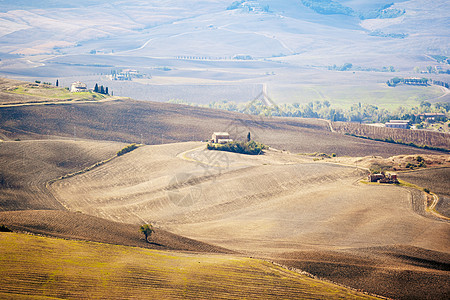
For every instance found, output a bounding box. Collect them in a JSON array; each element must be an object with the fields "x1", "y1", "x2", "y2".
[
  {"x1": 0, "y1": 98, "x2": 444, "y2": 157},
  {"x1": 0, "y1": 210, "x2": 231, "y2": 253}
]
